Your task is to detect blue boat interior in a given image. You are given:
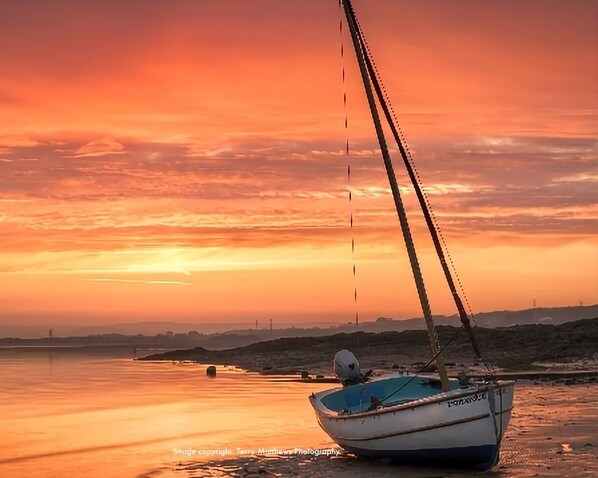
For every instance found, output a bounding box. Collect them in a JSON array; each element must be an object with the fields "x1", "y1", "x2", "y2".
[{"x1": 321, "y1": 376, "x2": 461, "y2": 414}]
